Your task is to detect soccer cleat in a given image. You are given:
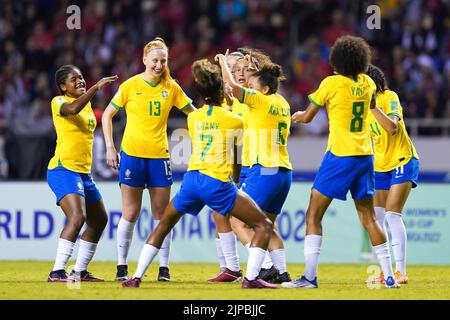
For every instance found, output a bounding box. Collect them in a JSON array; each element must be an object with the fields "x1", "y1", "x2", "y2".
[
  {"x1": 366, "y1": 272, "x2": 384, "y2": 284},
  {"x1": 269, "y1": 271, "x2": 292, "y2": 284},
  {"x1": 47, "y1": 269, "x2": 68, "y2": 282},
  {"x1": 122, "y1": 277, "x2": 141, "y2": 288},
  {"x1": 116, "y1": 265, "x2": 128, "y2": 281},
  {"x1": 385, "y1": 276, "x2": 400, "y2": 288},
  {"x1": 158, "y1": 266, "x2": 170, "y2": 282},
  {"x1": 70, "y1": 270, "x2": 104, "y2": 282},
  {"x1": 258, "y1": 266, "x2": 279, "y2": 282},
  {"x1": 394, "y1": 271, "x2": 409, "y2": 284},
  {"x1": 208, "y1": 268, "x2": 242, "y2": 282},
  {"x1": 242, "y1": 277, "x2": 278, "y2": 289},
  {"x1": 281, "y1": 275, "x2": 318, "y2": 288}
]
